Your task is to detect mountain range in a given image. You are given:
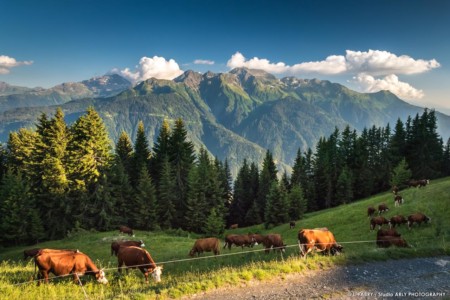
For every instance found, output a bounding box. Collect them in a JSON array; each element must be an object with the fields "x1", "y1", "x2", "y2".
[{"x1": 1, "y1": 68, "x2": 449, "y2": 176}]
